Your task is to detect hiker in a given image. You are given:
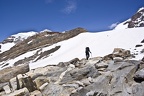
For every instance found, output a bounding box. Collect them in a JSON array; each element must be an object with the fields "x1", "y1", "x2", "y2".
[{"x1": 85, "y1": 47, "x2": 91, "y2": 60}]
